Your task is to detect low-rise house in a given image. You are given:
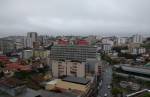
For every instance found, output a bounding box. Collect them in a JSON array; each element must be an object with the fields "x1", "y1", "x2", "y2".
[
  {"x1": 130, "y1": 47, "x2": 146, "y2": 55},
  {"x1": 0, "y1": 55, "x2": 10, "y2": 64},
  {"x1": 96, "y1": 43, "x2": 112, "y2": 53},
  {"x1": 0, "y1": 77, "x2": 26, "y2": 96},
  {"x1": 3, "y1": 63, "x2": 32, "y2": 77},
  {"x1": 5, "y1": 63, "x2": 32, "y2": 72}
]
